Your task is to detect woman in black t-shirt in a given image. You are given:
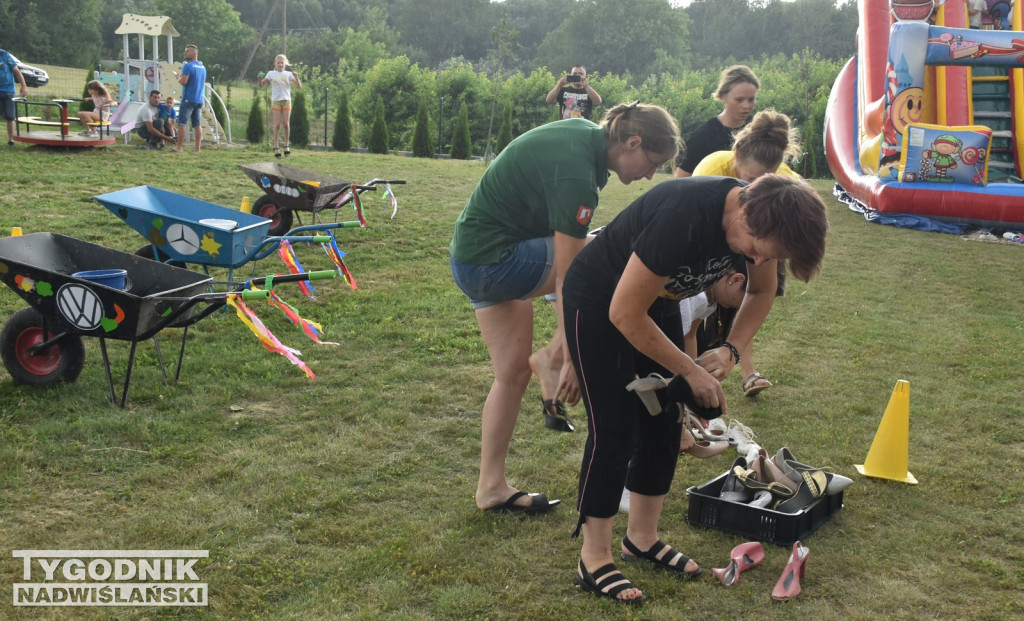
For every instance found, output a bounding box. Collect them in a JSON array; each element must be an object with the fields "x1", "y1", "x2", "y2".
[
  {"x1": 674, "y1": 65, "x2": 760, "y2": 177},
  {"x1": 563, "y1": 175, "x2": 828, "y2": 604}
]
